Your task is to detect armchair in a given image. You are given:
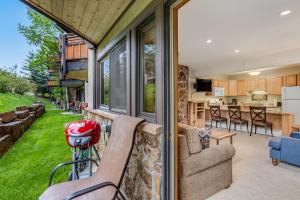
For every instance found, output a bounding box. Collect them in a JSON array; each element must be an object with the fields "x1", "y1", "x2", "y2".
[
  {"x1": 269, "y1": 132, "x2": 300, "y2": 167},
  {"x1": 178, "y1": 124, "x2": 235, "y2": 200}
]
